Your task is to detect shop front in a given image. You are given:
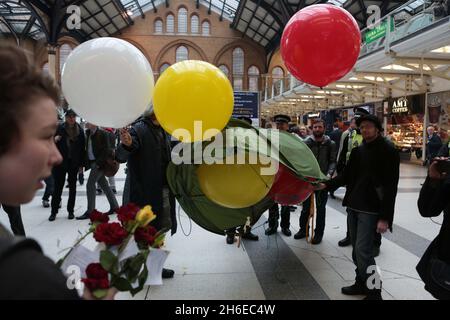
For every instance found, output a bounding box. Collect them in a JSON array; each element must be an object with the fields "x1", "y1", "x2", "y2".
[
  {"x1": 427, "y1": 90, "x2": 450, "y2": 144},
  {"x1": 384, "y1": 94, "x2": 426, "y2": 162}
]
